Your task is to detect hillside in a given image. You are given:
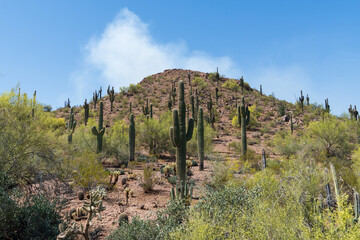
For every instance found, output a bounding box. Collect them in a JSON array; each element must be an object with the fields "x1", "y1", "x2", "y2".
[{"x1": 56, "y1": 68, "x2": 319, "y2": 159}]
